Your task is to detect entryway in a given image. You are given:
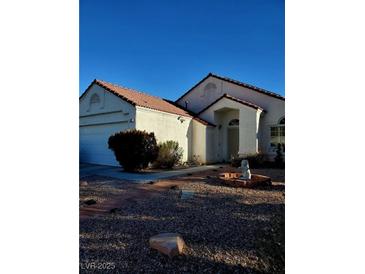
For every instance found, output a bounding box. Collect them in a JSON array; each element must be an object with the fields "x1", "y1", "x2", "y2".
[{"x1": 227, "y1": 126, "x2": 239, "y2": 159}]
